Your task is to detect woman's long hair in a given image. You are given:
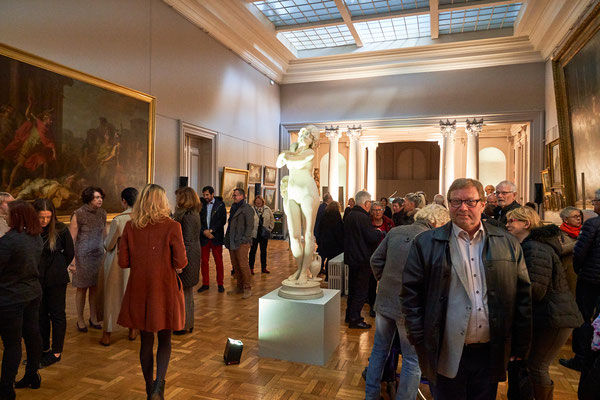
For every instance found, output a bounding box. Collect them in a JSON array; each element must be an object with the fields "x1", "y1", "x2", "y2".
[
  {"x1": 33, "y1": 198, "x2": 58, "y2": 251},
  {"x1": 131, "y1": 184, "x2": 171, "y2": 229},
  {"x1": 174, "y1": 187, "x2": 201, "y2": 221}
]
